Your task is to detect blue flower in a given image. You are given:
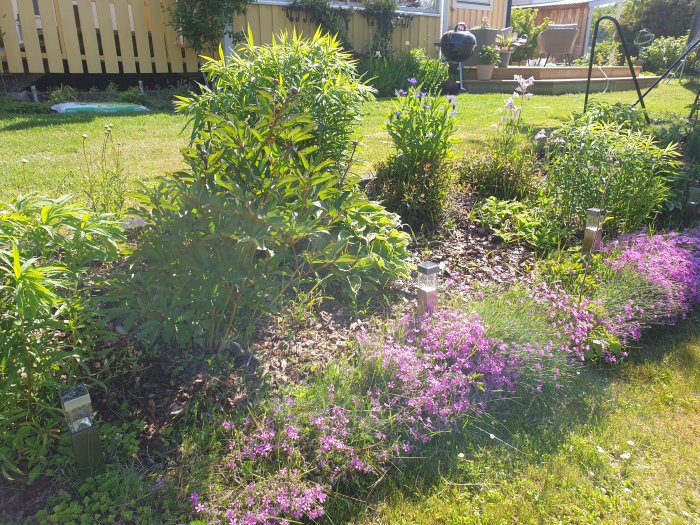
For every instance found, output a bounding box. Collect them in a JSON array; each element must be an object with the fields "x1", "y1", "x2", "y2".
[
  {"x1": 407, "y1": 77, "x2": 418, "y2": 86},
  {"x1": 395, "y1": 88, "x2": 407, "y2": 97}
]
